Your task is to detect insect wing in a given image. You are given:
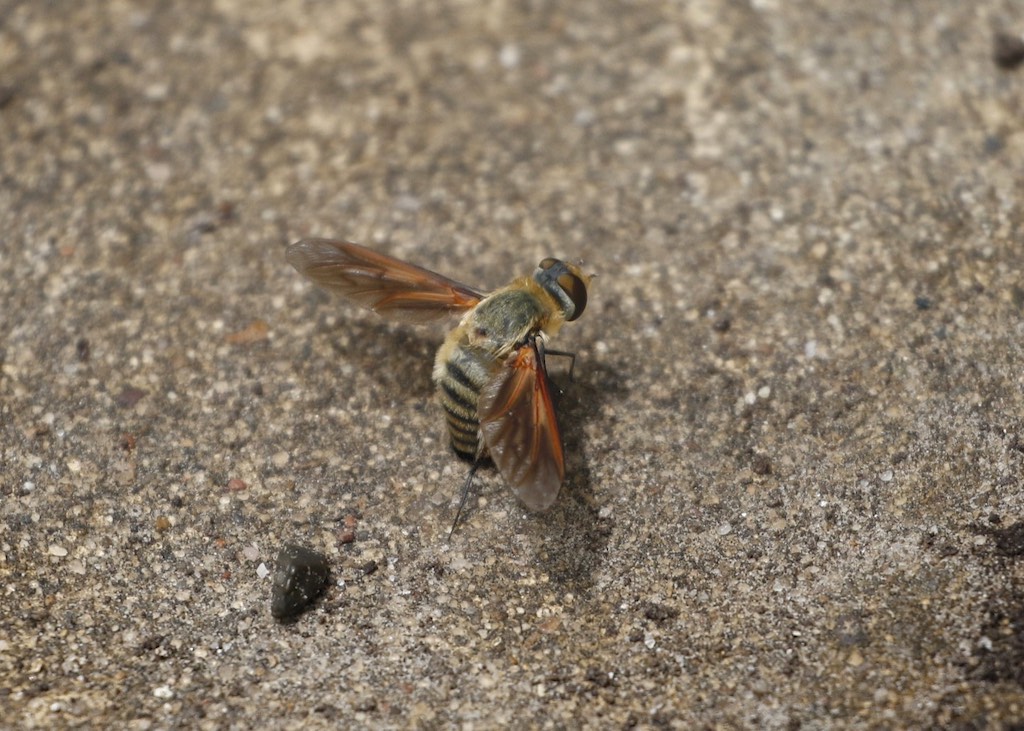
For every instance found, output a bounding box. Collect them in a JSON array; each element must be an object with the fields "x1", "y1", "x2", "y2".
[
  {"x1": 478, "y1": 341, "x2": 564, "y2": 511},
  {"x1": 286, "y1": 239, "x2": 485, "y2": 322}
]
